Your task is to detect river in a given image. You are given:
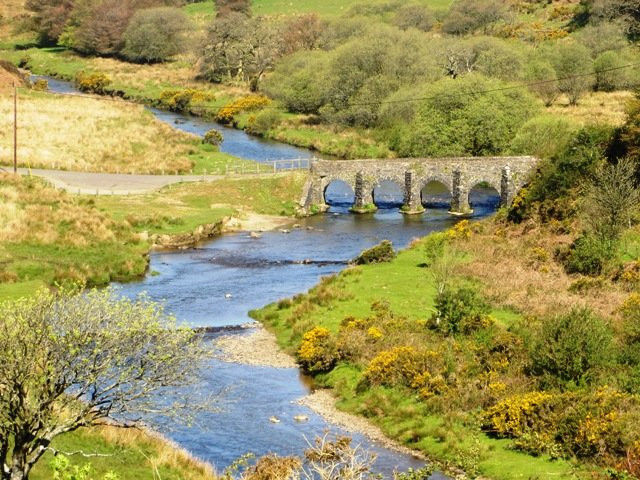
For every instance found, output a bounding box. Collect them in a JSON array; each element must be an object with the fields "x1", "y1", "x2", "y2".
[{"x1": 40, "y1": 75, "x2": 500, "y2": 478}]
